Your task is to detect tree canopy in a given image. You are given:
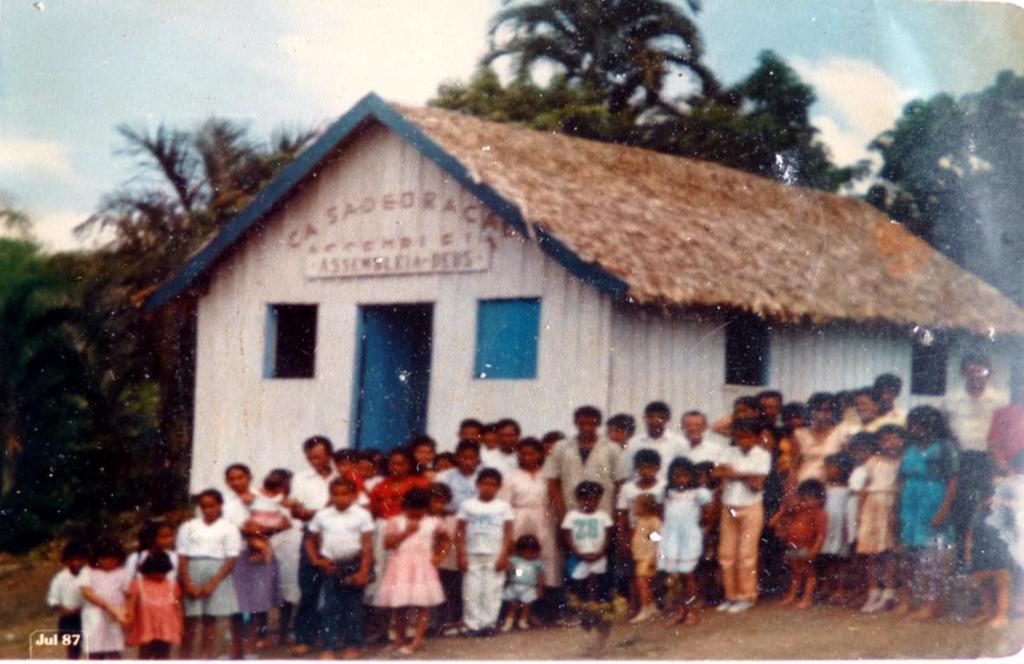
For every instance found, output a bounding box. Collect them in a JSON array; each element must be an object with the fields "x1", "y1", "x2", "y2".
[{"x1": 867, "y1": 70, "x2": 1024, "y2": 304}]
